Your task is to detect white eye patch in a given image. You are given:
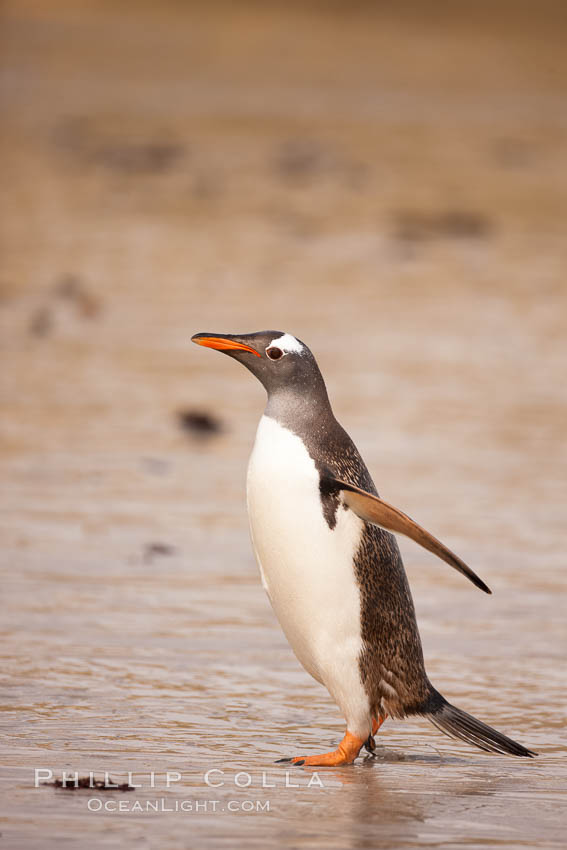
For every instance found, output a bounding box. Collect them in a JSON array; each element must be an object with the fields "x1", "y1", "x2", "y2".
[{"x1": 267, "y1": 333, "x2": 305, "y2": 355}]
